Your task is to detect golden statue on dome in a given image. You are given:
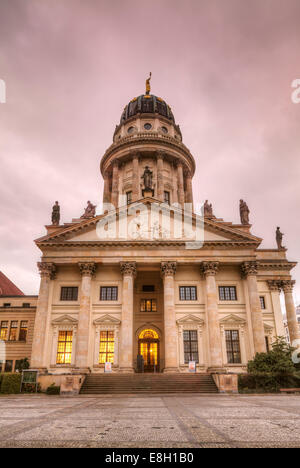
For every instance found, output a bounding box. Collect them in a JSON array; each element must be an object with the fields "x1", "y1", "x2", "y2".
[{"x1": 145, "y1": 72, "x2": 152, "y2": 95}]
